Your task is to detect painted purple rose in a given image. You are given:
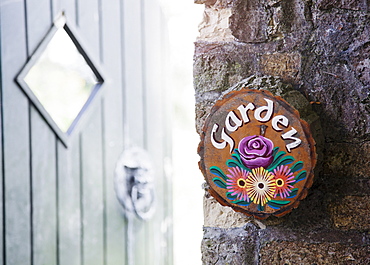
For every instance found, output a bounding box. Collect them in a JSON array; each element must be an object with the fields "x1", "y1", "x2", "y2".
[{"x1": 238, "y1": 135, "x2": 274, "y2": 169}]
